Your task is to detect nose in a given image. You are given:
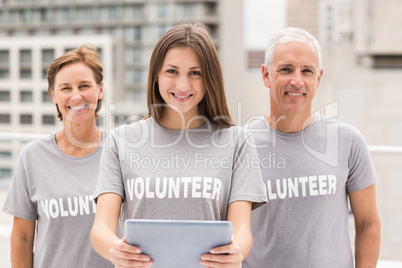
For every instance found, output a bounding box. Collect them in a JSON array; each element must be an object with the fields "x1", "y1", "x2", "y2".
[
  {"x1": 289, "y1": 71, "x2": 304, "y2": 88},
  {"x1": 71, "y1": 88, "x2": 82, "y2": 102},
  {"x1": 176, "y1": 75, "x2": 190, "y2": 92}
]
